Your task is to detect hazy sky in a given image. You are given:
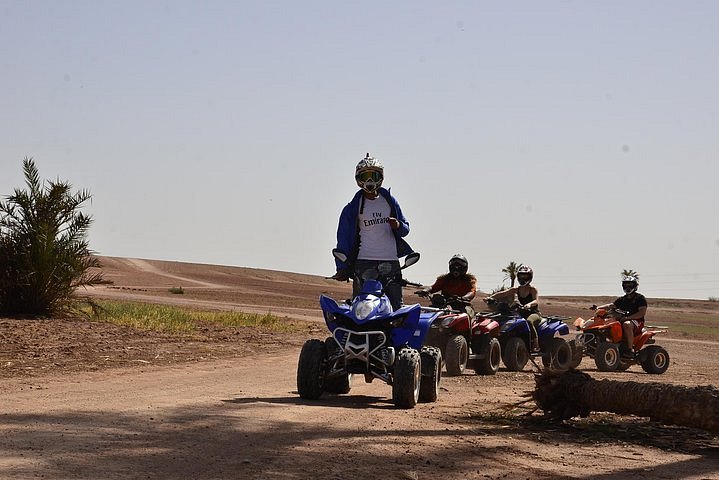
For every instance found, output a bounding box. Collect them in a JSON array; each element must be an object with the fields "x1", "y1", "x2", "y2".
[{"x1": 2, "y1": 1, "x2": 718, "y2": 299}]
